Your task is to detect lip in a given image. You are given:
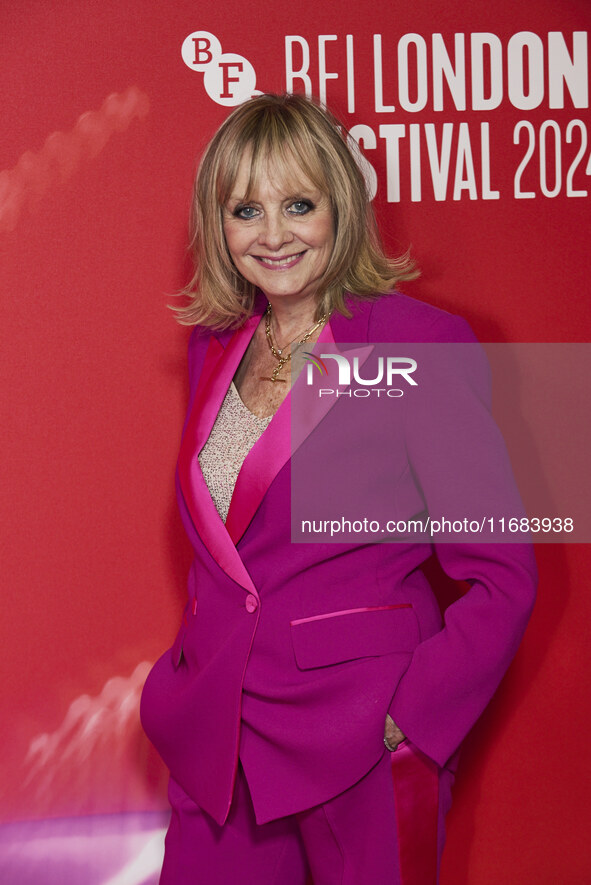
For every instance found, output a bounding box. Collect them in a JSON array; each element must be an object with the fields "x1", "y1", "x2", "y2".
[{"x1": 252, "y1": 251, "x2": 306, "y2": 270}]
